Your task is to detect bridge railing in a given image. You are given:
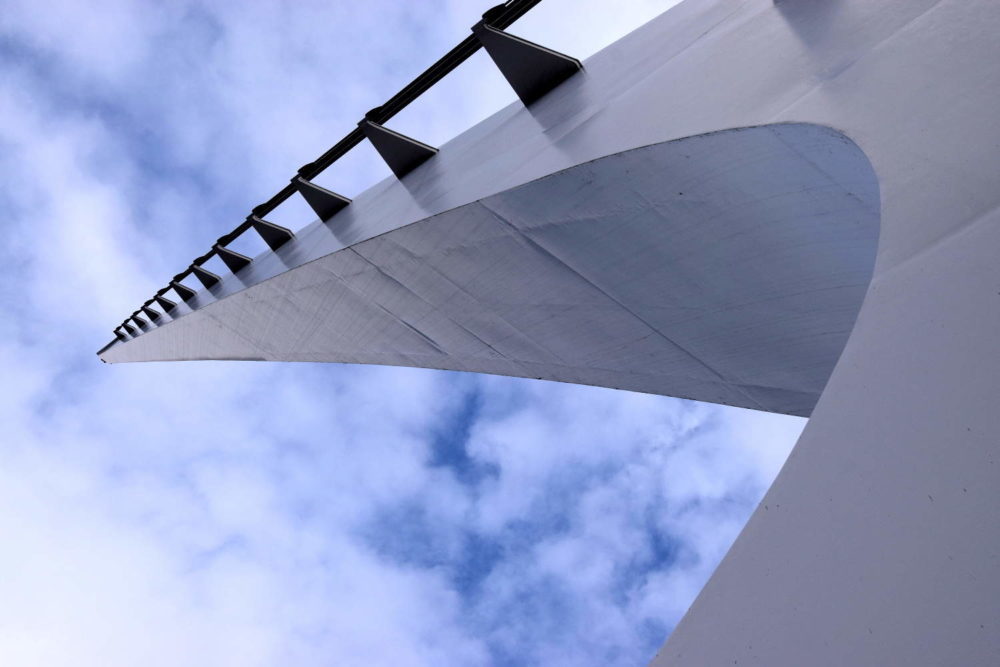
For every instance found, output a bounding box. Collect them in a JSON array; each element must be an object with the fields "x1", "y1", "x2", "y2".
[{"x1": 108, "y1": 0, "x2": 582, "y2": 345}]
